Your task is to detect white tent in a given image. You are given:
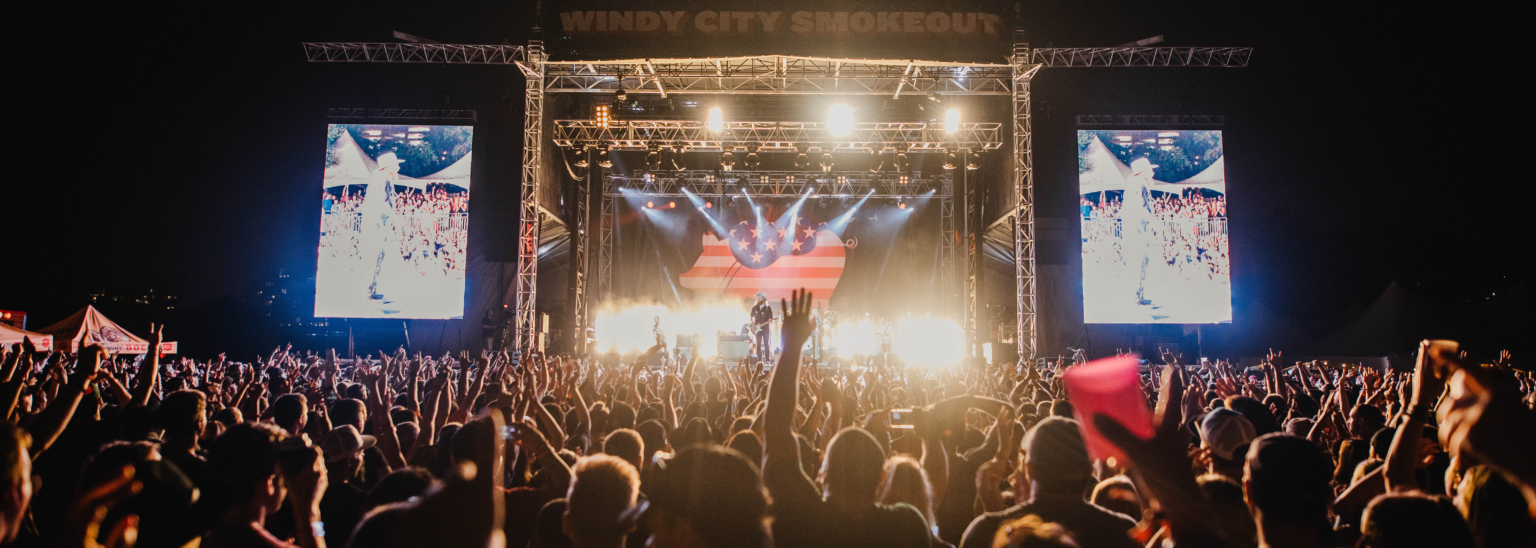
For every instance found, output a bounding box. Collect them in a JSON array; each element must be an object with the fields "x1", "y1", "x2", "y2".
[
  {"x1": 323, "y1": 129, "x2": 471, "y2": 191},
  {"x1": 409, "y1": 151, "x2": 472, "y2": 190},
  {"x1": 0, "y1": 323, "x2": 51, "y2": 352},
  {"x1": 34, "y1": 305, "x2": 176, "y2": 355},
  {"x1": 1078, "y1": 134, "x2": 1227, "y2": 196},
  {"x1": 323, "y1": 129, "x2": 380, "y2": 189}
]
